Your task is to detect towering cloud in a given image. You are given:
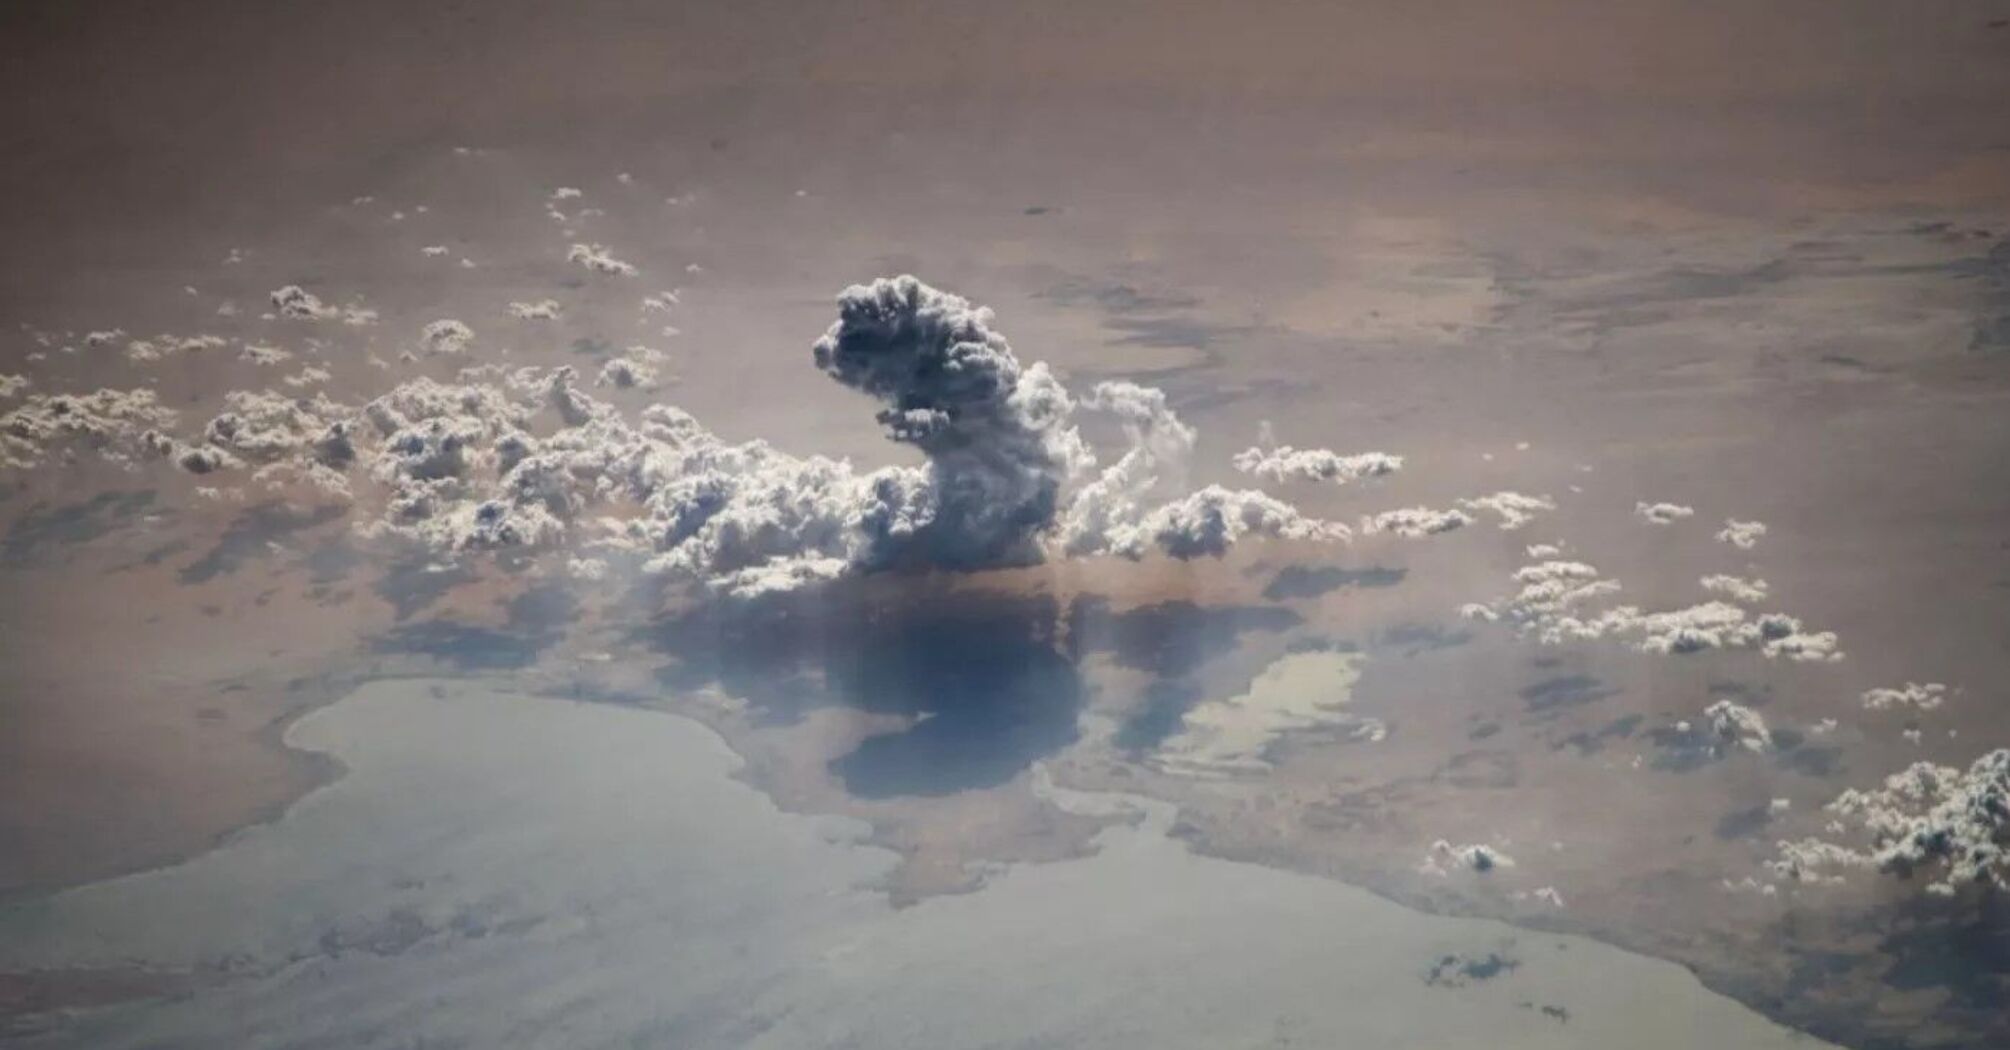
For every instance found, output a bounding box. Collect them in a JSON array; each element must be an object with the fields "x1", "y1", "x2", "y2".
[{"x1": 812, "y1": 276, "x2": 1091, "y2": 570}]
